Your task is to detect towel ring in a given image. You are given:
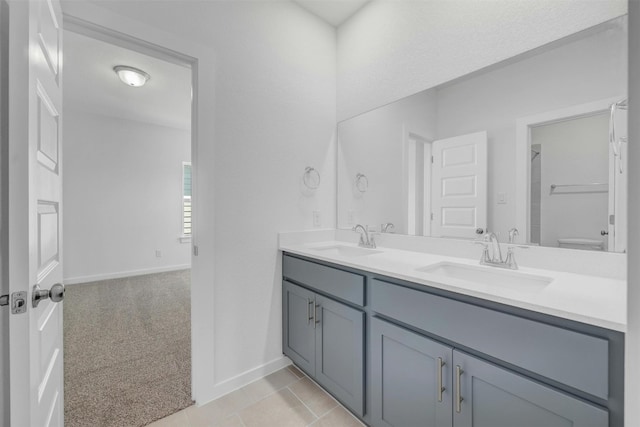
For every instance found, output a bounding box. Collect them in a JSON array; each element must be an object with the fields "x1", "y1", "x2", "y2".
[
  {"x1": 355, "y1": 173, "x2": 368, "y2": 193},
  {"x1": 303, "y1": 167, "x2": 321, "y2": 190}
]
